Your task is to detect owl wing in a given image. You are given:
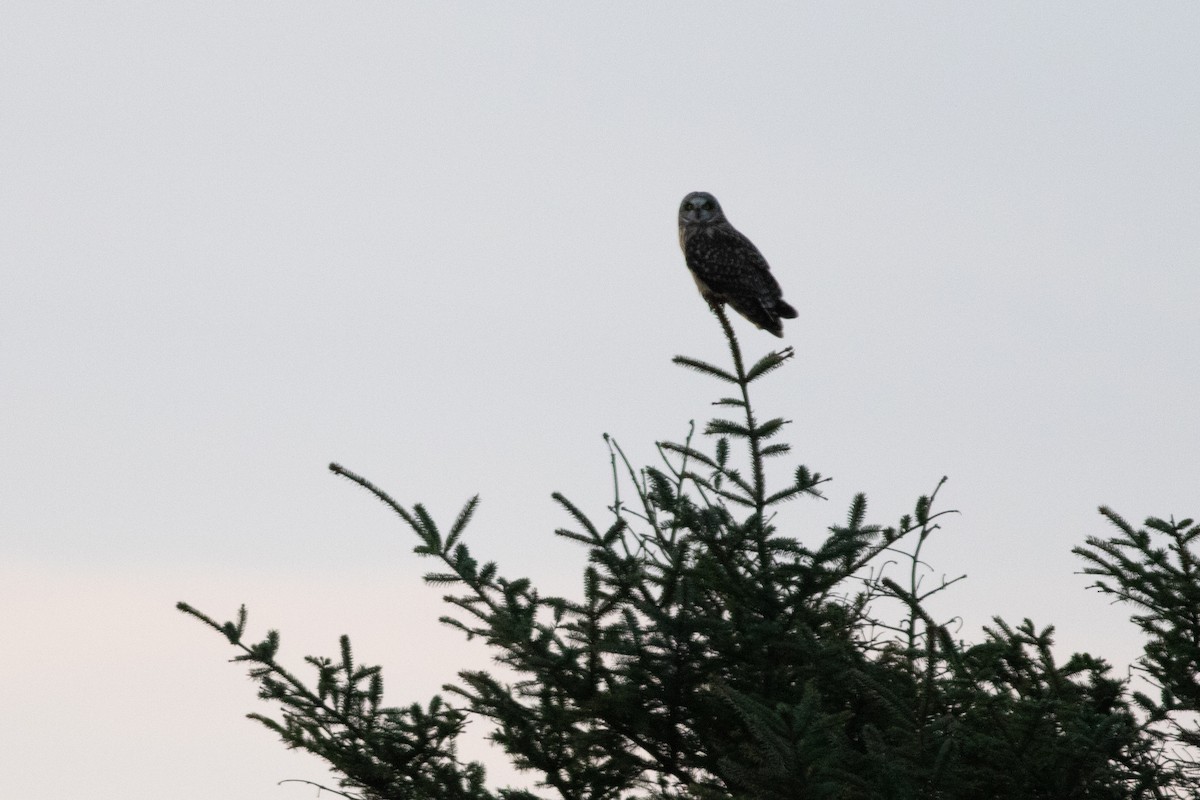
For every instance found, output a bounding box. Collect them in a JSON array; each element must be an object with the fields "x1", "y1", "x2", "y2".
[{"x1": 684, "y1": 226, "x2": 788, "y2": 333}]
